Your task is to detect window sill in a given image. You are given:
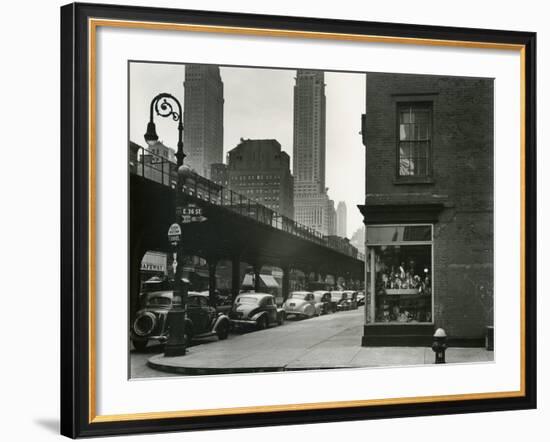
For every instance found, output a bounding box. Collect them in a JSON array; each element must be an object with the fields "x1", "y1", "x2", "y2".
[{"x1": 393, "y1": 177, "x2": 434, "y2": 185}]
